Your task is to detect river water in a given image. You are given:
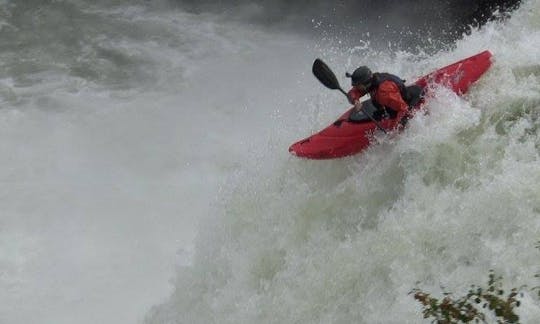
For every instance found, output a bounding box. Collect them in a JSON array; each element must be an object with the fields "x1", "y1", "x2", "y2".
[{"x1": 1, "y1": 1, "x2": 539, "y2": 323}]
